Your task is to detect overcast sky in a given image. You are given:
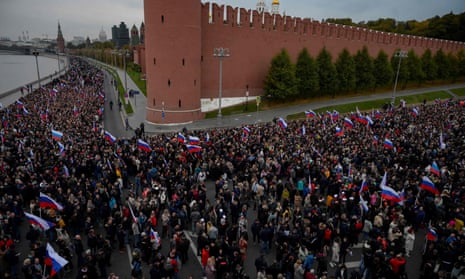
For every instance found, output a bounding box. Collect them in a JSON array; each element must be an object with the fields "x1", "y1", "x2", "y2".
[{"x1": 0, "y1": 0, "x2": 463, "y2": 42}]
